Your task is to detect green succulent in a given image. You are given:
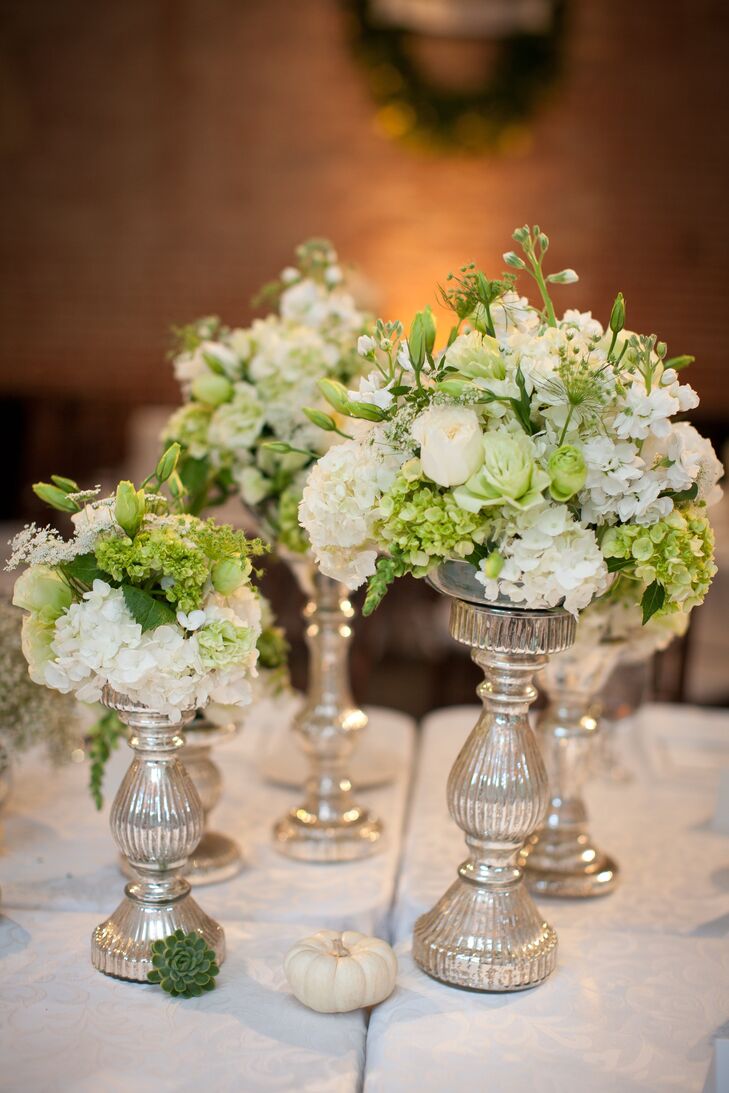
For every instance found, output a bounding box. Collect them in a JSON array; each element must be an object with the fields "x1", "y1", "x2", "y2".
[{"x1": 147, "y1": 930, "x2": 220, "y2": 998}]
